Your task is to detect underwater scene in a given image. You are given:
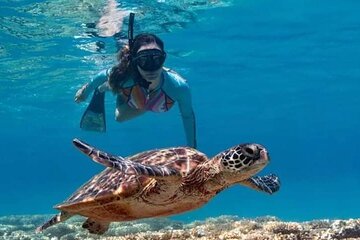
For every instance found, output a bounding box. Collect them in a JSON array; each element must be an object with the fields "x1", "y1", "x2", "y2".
[{"x1": 1, "y1": 0, "x2": 360, "y2": 239}]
